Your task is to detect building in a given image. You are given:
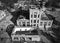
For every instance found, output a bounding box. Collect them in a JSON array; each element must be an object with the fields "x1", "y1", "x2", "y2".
[
  {"x1": 30, "y1": 9, "x2": 53, "y2": 28},
  {"x1": 13, "y1": 6, "x2": 53, "y2": 43},
  {"x1": 17, "y1": 7, "x2": 53, "y2": 30},
  {"x1": 17, "y1": 18, "x2": 30, "y2": 27},
  {"x1": 30, "y1": 8, "x2": 53, "y2": 30},
  {"x1": 12, "y1": 35, "x2": 40, "y2": 42},
  {"x1": 11, "y1": 28, "x2": 41, "y2": 42},
  {"x1": 30, "y1": 8, "x2": 41, "y2": 27}
]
